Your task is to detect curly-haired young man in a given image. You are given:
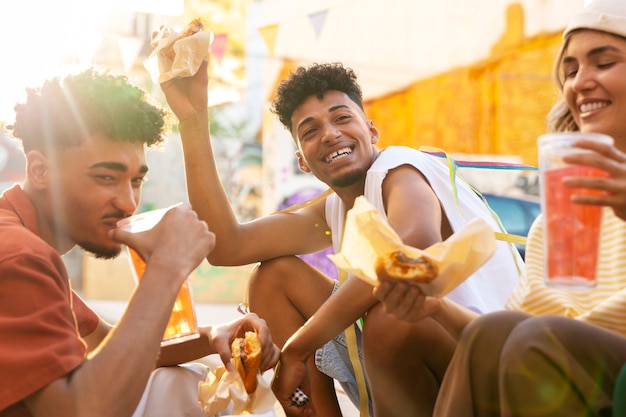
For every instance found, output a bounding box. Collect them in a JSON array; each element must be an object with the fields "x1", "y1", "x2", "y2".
[
  {"x1": 0, "y1": 68, "x2": 279, "y2": 417},
  {"x1": 166, "y1": 61, "x2": 521, "y2": 416}
]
